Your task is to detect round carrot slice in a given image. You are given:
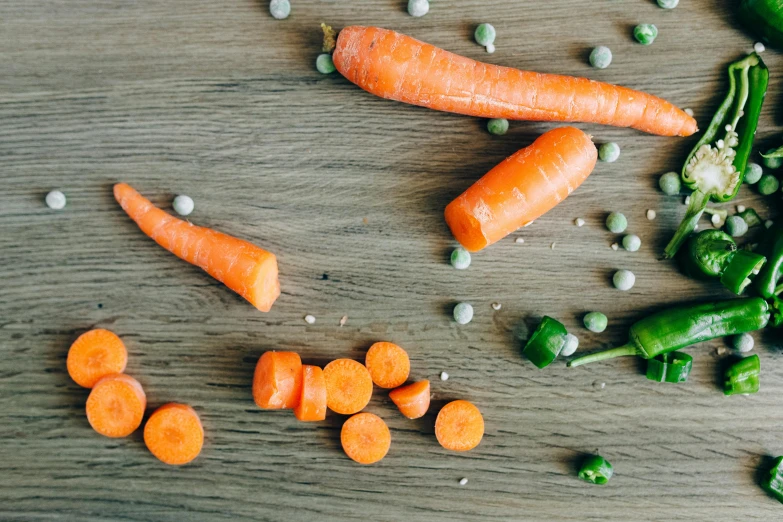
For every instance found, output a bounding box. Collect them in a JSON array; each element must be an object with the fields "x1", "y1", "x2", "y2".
[
  {"x1": 365, "y1": 342, "x2": 410, "y2": 389},
  {"x1": 294, "y1": 365, "x2": 327, "y2": 422},
  {"x1": 341, "y1": 412, "x2": 391, "y2": 465},
  {"x1": 86, "y1": 374, "x2": 146, "y2": 438},
  {"x1": 323, "y1": 359, "x2": 373, "y2": 415},
  {"x1": 435, "y1": 400, "x2": 484, "y2": 452},
  {"x1": 67, "y1": 329, "x2": 128, "y2": 388},
  {"x1": 144, "y1": 403, "x2": 204, "y2": 465},
  {"x1": 389, "y1": 380, "x2": 430, "y2": 419},
  {"x1": 253, "y1": 351, "x2": 303, "y2": 409}
]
